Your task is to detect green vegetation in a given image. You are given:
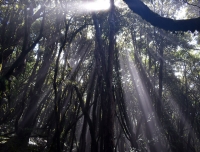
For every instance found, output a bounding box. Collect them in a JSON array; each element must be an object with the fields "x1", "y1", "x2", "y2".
[{"x1": 0, "y1": 0, "x2": 200, "y2": 151}]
